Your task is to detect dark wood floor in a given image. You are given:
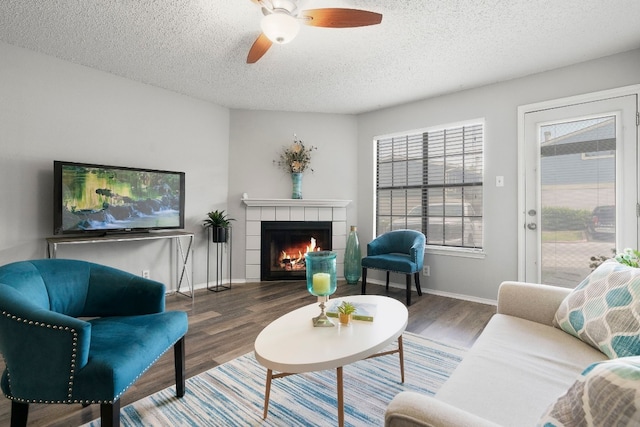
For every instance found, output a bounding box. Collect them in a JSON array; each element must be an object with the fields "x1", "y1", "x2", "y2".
[{"x1": 0, "y1": 280, "x2": 496, "y2": 427}]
